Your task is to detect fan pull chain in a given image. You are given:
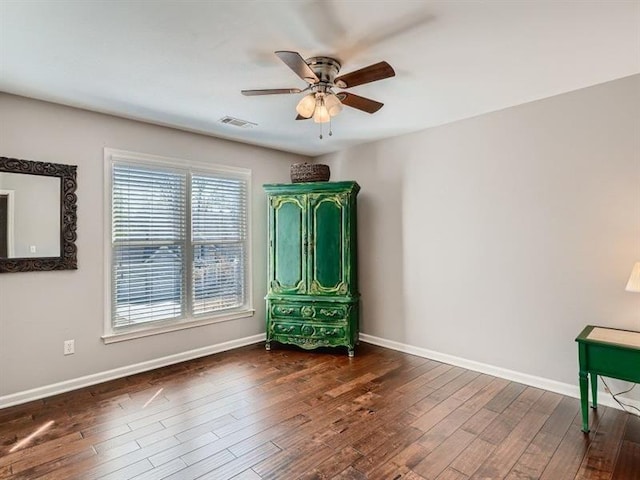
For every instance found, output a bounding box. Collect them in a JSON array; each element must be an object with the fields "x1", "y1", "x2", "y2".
[
  {"x1": 319, "y1": 122, "x2": 323, "y2": 140},
  {"x1": 329, "y1": 117, "x2": 333, "y2": 137}
]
